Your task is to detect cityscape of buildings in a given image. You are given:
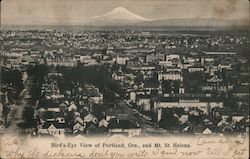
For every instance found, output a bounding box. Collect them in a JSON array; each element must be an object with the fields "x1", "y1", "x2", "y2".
[{"x1": 0, "y1": 29, "x2": 249, "y2": 137}]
